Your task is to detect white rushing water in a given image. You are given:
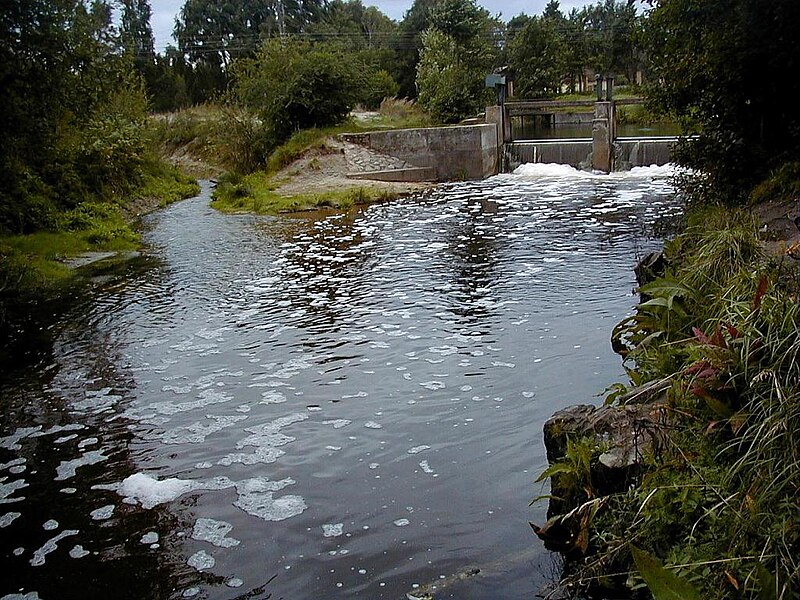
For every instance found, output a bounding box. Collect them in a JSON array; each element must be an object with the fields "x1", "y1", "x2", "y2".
[{"x1": 0, "y1": 165, "x2": 682, "y2": 599}]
